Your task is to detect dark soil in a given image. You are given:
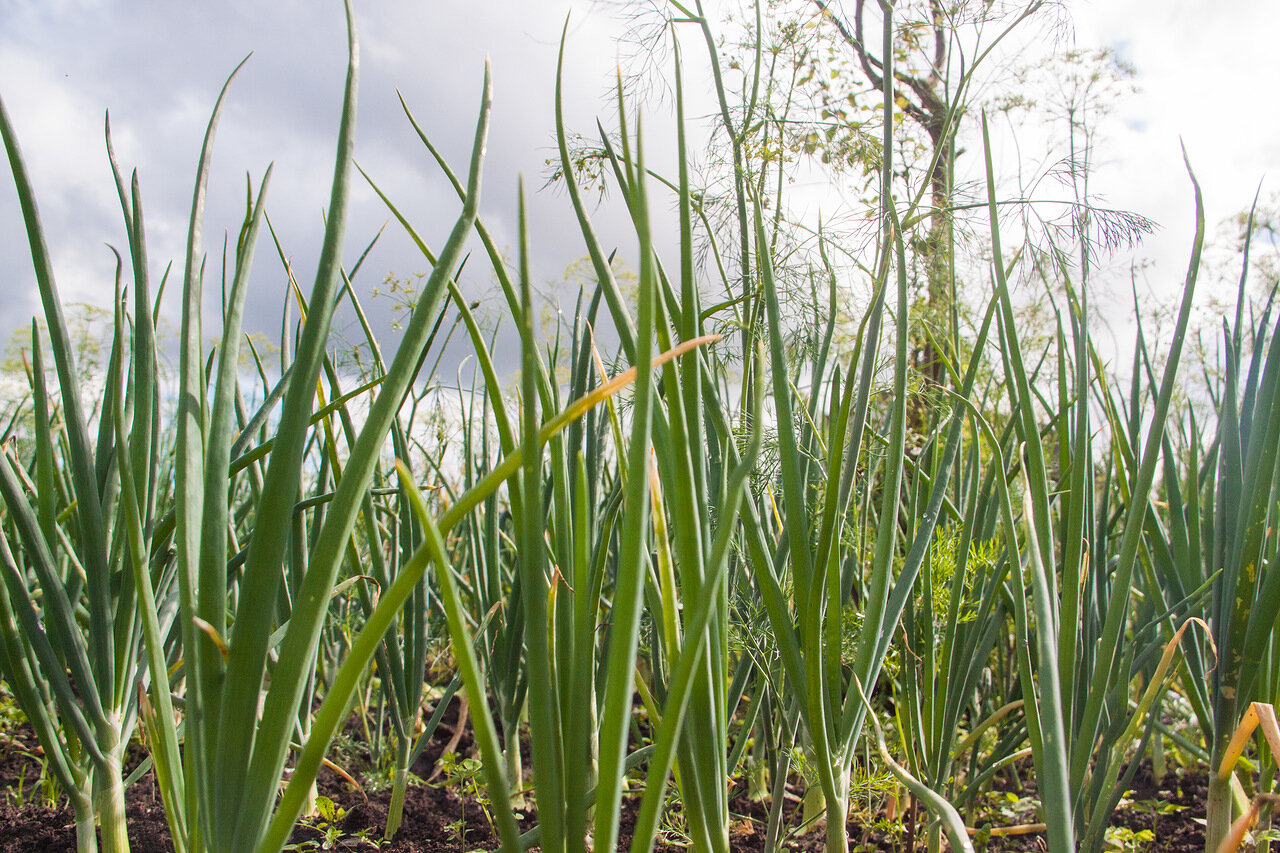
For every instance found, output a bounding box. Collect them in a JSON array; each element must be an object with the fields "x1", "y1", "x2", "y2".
[
  {"x1": 0, "y1": 704, "x2": 1214, "y2": 853},
  {"x1": 965, "y1": 758, "x2": 1210, "y2": 853}
]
